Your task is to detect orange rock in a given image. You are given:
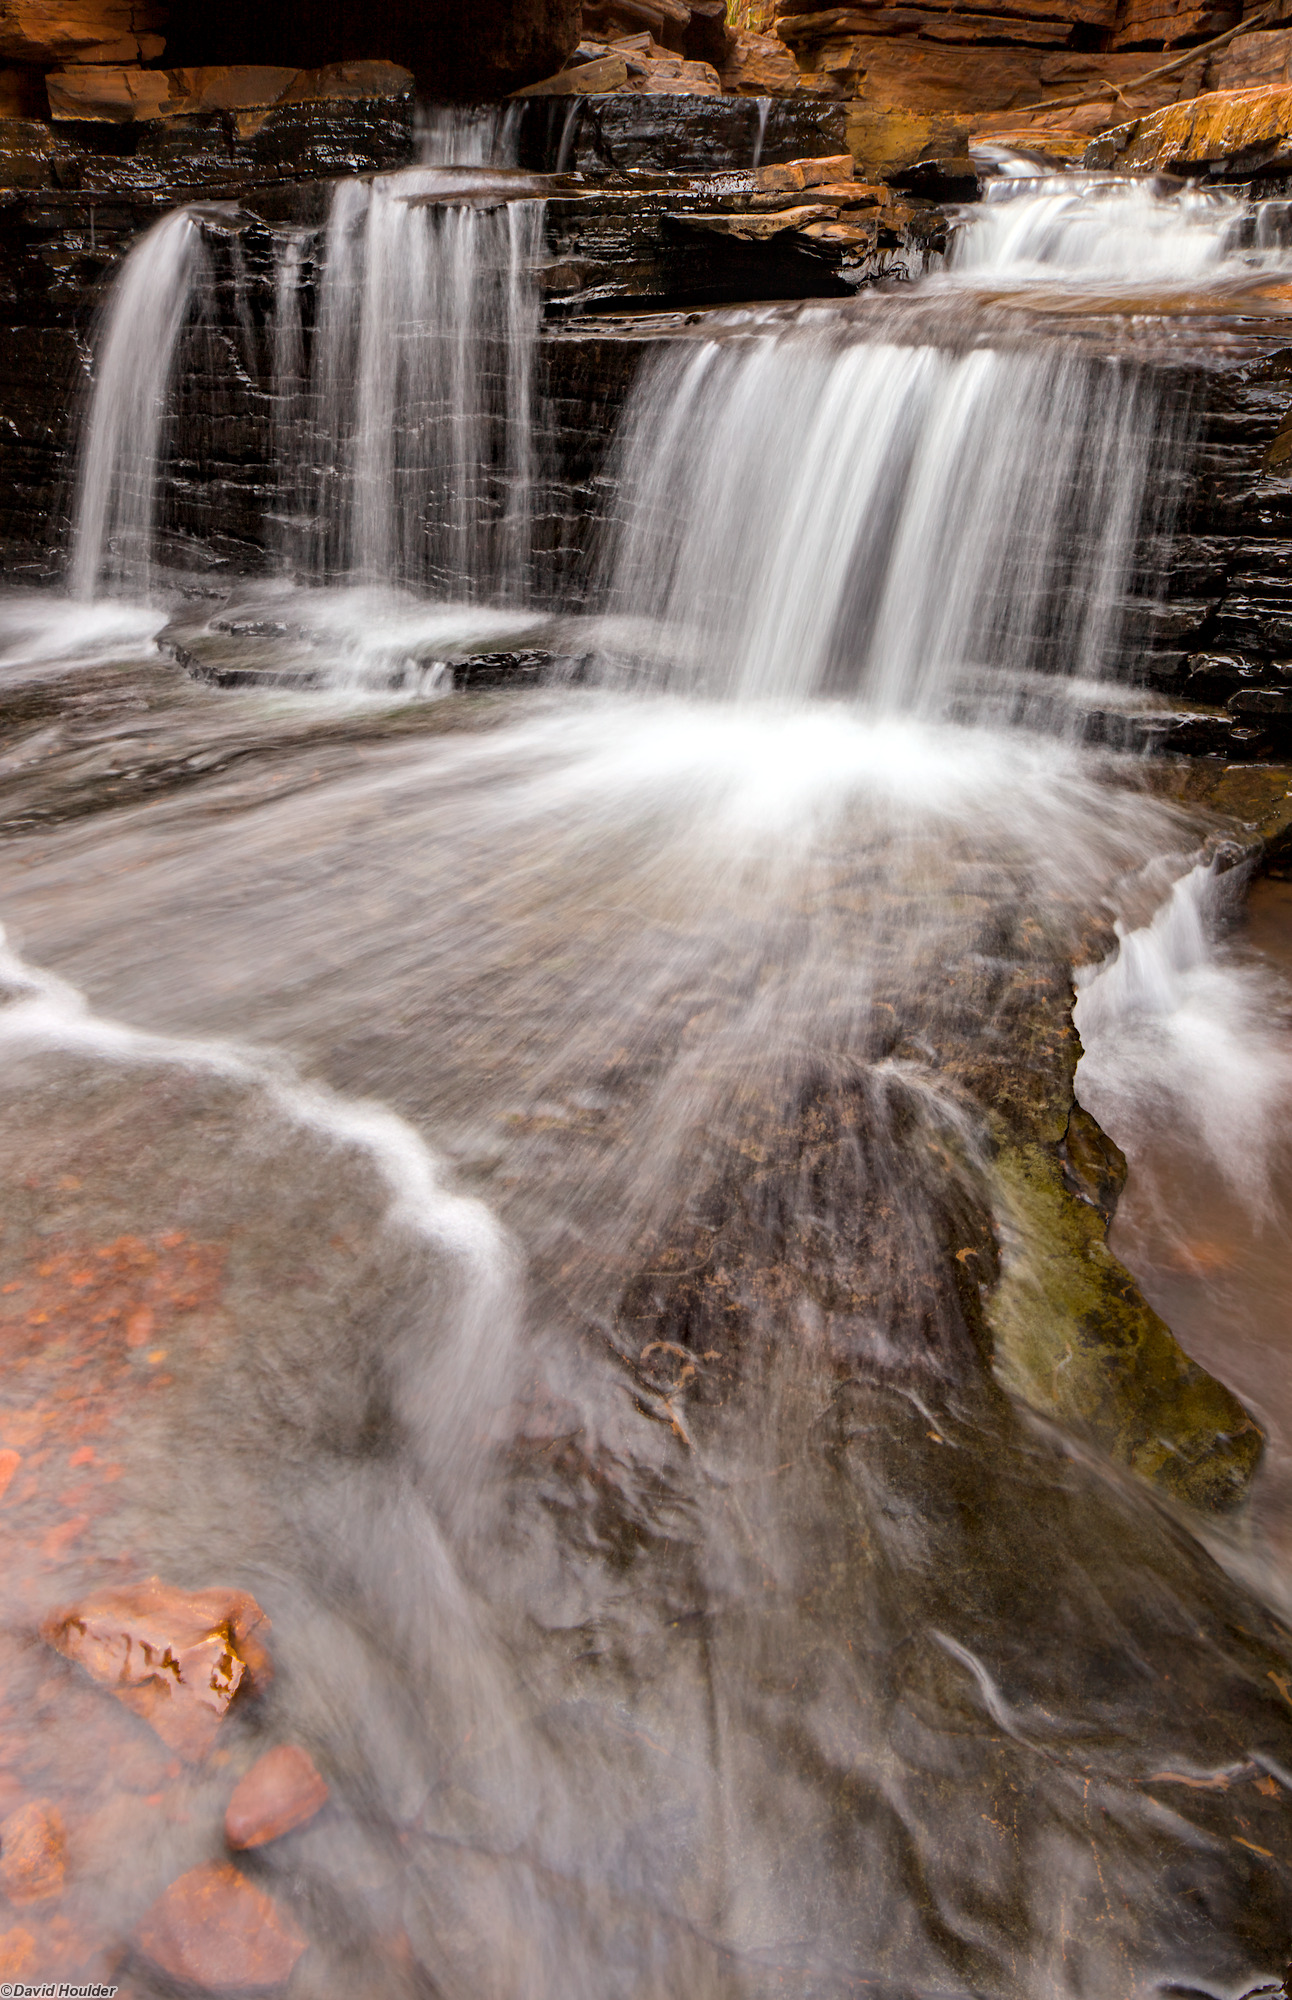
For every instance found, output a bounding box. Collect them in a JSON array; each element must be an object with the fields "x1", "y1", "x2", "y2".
[
  {"x1": 0, "y1": 0, "x2": 166, "y2": 66},
  {"x1": 0, "y1": 1801, "x2": 66, "y2": 1906},
  {"x1": 718, "y1": 24, "x2": 799, "y2": 92},
  {"x1": 225, "y1": 1745, "x2": 329, "y2": 1849},
  {"x1": 0, "y1": 1449, "x2": 18, "y2": 1501},
  {"x1": 134, "y1": 1862, "x2": 308, "y2": 1990},
  {"x1": 41, "y1": 1578, "x2": 272, "y2": 1762},
  {"x1": 1086, "y1": 81, "x2": 1292, "y2": 171}
]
